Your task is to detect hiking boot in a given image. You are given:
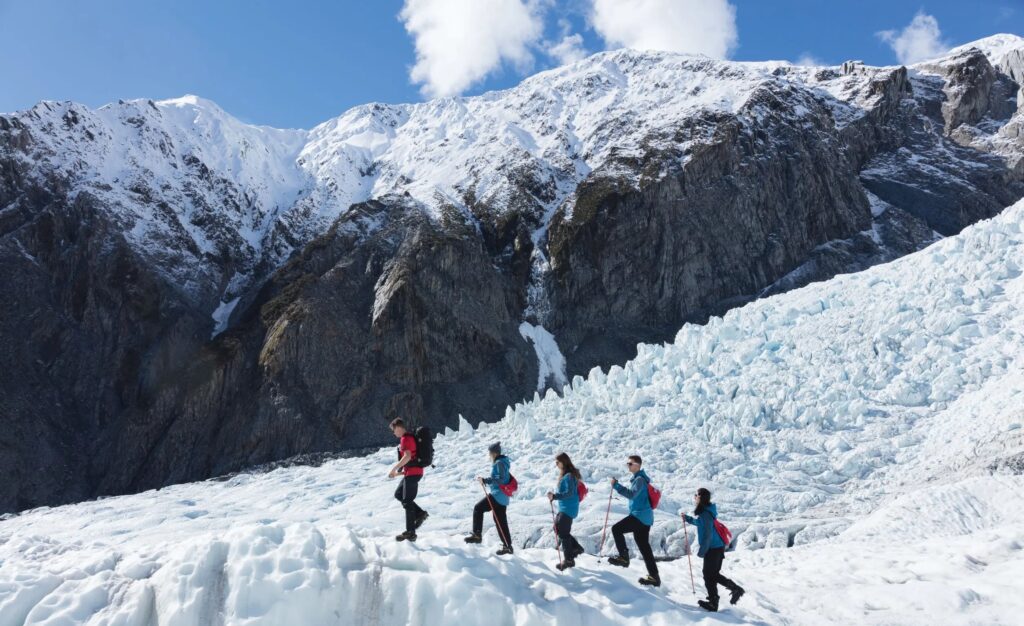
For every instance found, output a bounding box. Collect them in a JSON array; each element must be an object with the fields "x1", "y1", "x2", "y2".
[
  {"x1": 395, "y1": 531, "x2": 417, "y2": 542},
  {"x1": 607, "y1": 555, "x2": 630, "y2": 568},
  {"x1": 699, "y1": 598, "x2": 719, "y2": 612},
  {"x1": 414, "y1": 512, "x2": 429, "y2": 529},
  {"x1": 463, "y1": 533, "x2": 482, "y2": 544},
  {"x1": 495, "y1": 545, "x2": 514, "y2": 556},
  {"x1": 639, "y1": 575, "x2": 661, "y2": 587},
  {"x1": 730, "y1": 586, "x2": 745, "y2": 605},
  {"x1": 556, "y1": 559, "x2": 575, "y2": 571}
]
